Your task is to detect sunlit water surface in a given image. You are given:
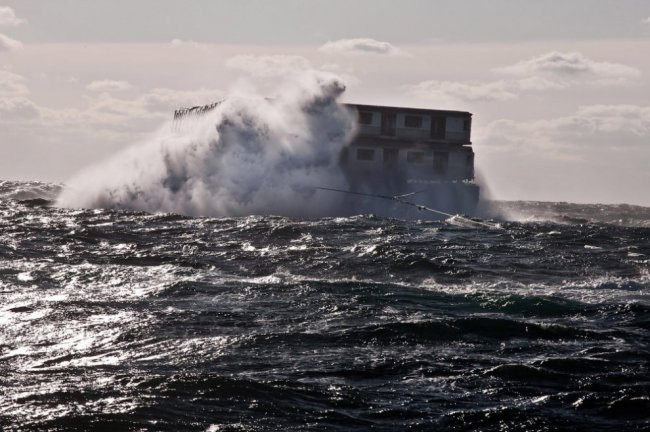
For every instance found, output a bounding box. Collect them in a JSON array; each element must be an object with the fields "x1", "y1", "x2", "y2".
[{"x1": 1, "y1": 181, "x2": 648, "y2": 431}]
